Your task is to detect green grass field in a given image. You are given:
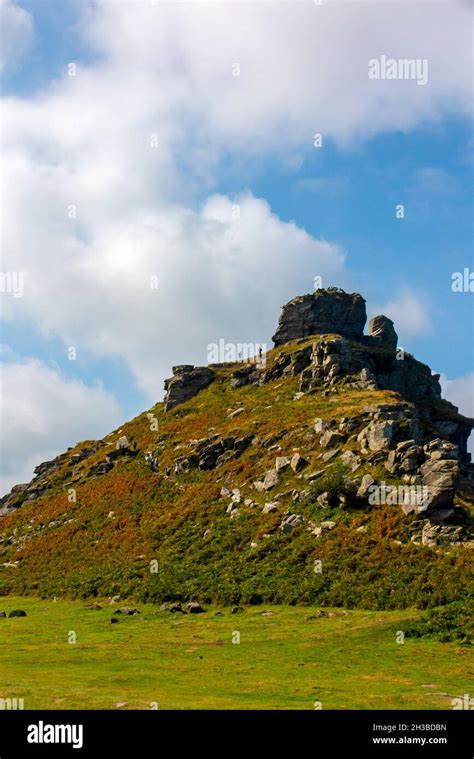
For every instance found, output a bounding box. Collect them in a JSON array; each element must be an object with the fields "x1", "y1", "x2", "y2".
[{"x1": 0, "y1": 597, "x2": 471, "y2": 710}]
